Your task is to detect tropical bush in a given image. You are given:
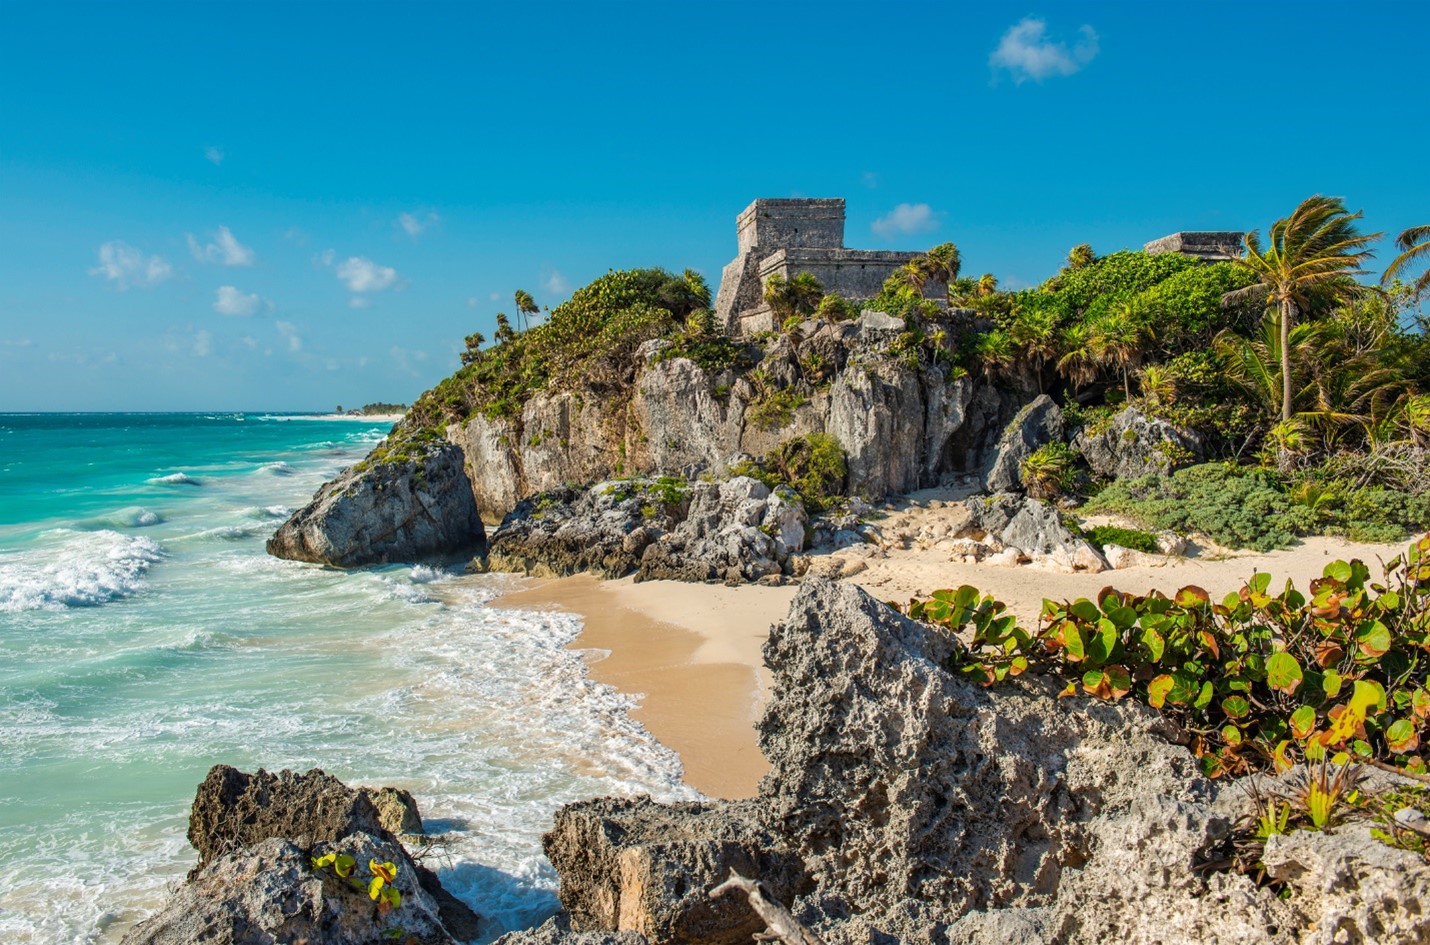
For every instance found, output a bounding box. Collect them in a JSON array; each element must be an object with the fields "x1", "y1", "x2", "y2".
[
  {"x1": 1020, "y1": 441, "x2": 1080, "y2": 499},
  {"x1": 732, "y1": 433, "x2": 847, "y2": 512},
  {"x1": 1084, "y1": 524, "x2": 1160, "y2": 554},
  {"x1": 901, "y1": 535, "x2": 1430, "y2": 779},
  {"x1": 1083, "y1": 463, "x2": 1312, "y2": 551}
]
